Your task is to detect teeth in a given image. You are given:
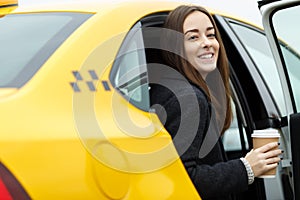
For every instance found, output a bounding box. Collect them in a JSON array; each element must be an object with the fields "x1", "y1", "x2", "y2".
[{"x1": 199, "y1": 54, "x2": 213, "y2": 59}]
